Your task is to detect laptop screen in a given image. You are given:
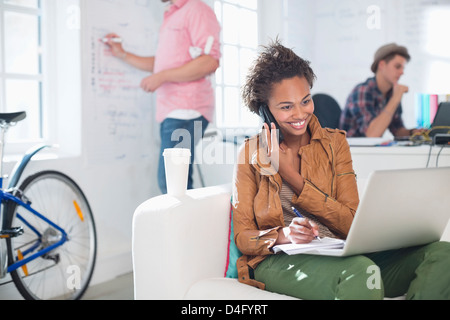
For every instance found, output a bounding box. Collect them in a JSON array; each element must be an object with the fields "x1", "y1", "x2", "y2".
[{"x1": 432, "y1": 102, "x2": 450, "y2": 127}]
